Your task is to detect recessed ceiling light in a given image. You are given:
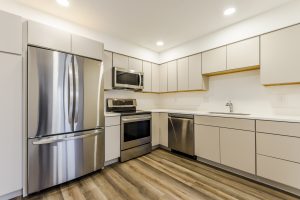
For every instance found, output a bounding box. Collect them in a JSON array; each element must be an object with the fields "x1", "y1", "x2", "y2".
[
  {"x1": 56, "y1": 0, "x2": 70, "y2": 7},
  {"x1": 224, "y1": 7, "x2": 236, "y2": 16},
  {"x1": 156, "y1": 41, "x2": 164, "y2": 46}
]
